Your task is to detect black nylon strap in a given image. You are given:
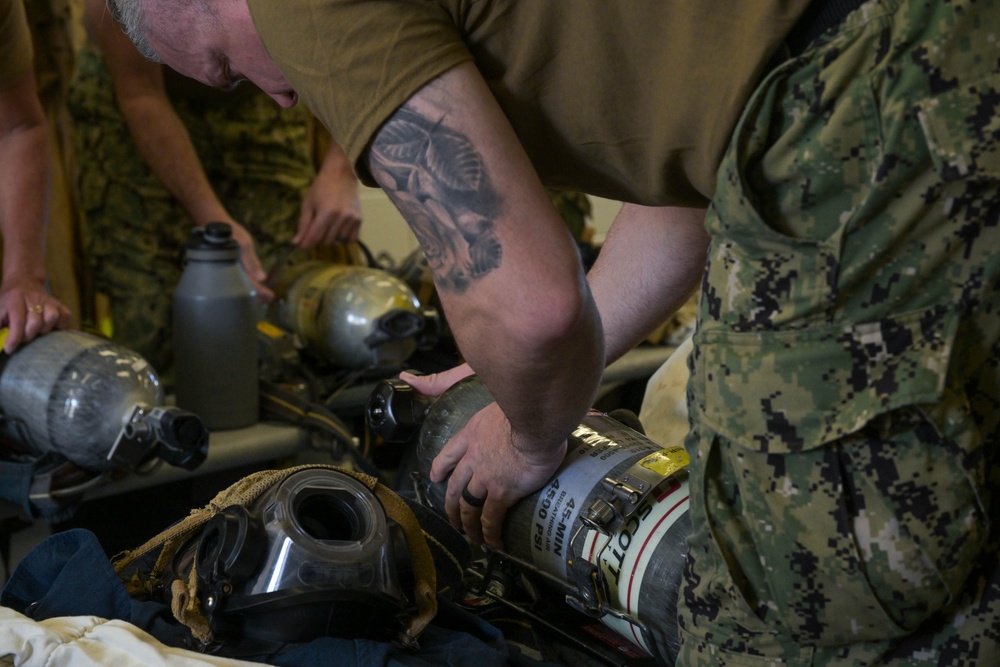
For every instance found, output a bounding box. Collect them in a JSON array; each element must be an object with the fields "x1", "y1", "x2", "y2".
[{"x1": 401, "y1": 494, "x2": 473, "y2": 599}]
